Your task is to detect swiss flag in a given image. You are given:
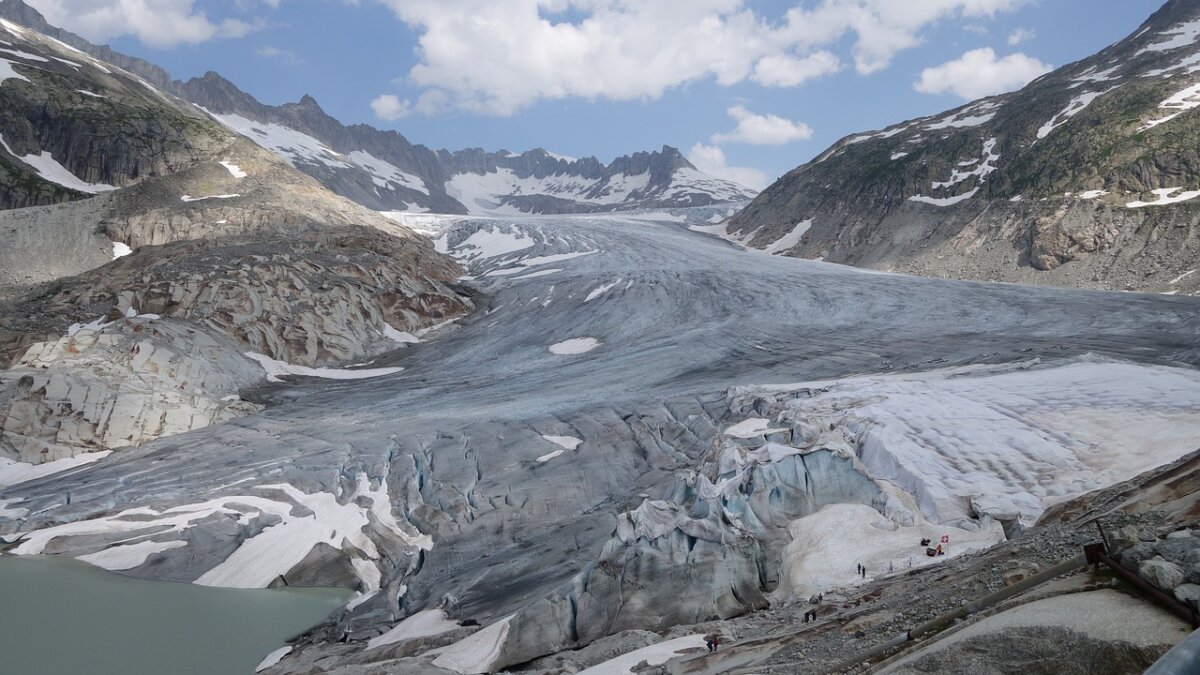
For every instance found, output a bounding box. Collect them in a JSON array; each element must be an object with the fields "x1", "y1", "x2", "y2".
[{"x1": 940, "y1": 534, "x2": 950, "y2": 544}]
